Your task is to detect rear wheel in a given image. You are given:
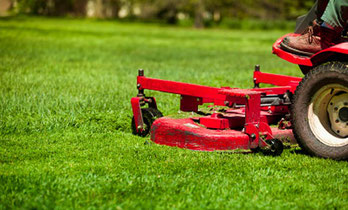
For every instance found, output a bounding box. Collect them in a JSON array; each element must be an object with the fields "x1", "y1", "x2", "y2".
[
  {"x1": 131, "y1": 108, "x2": 163, "y2": 137},
  {"x1": 292, "y1": 62, "x2": 348, "y2": 160}
]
